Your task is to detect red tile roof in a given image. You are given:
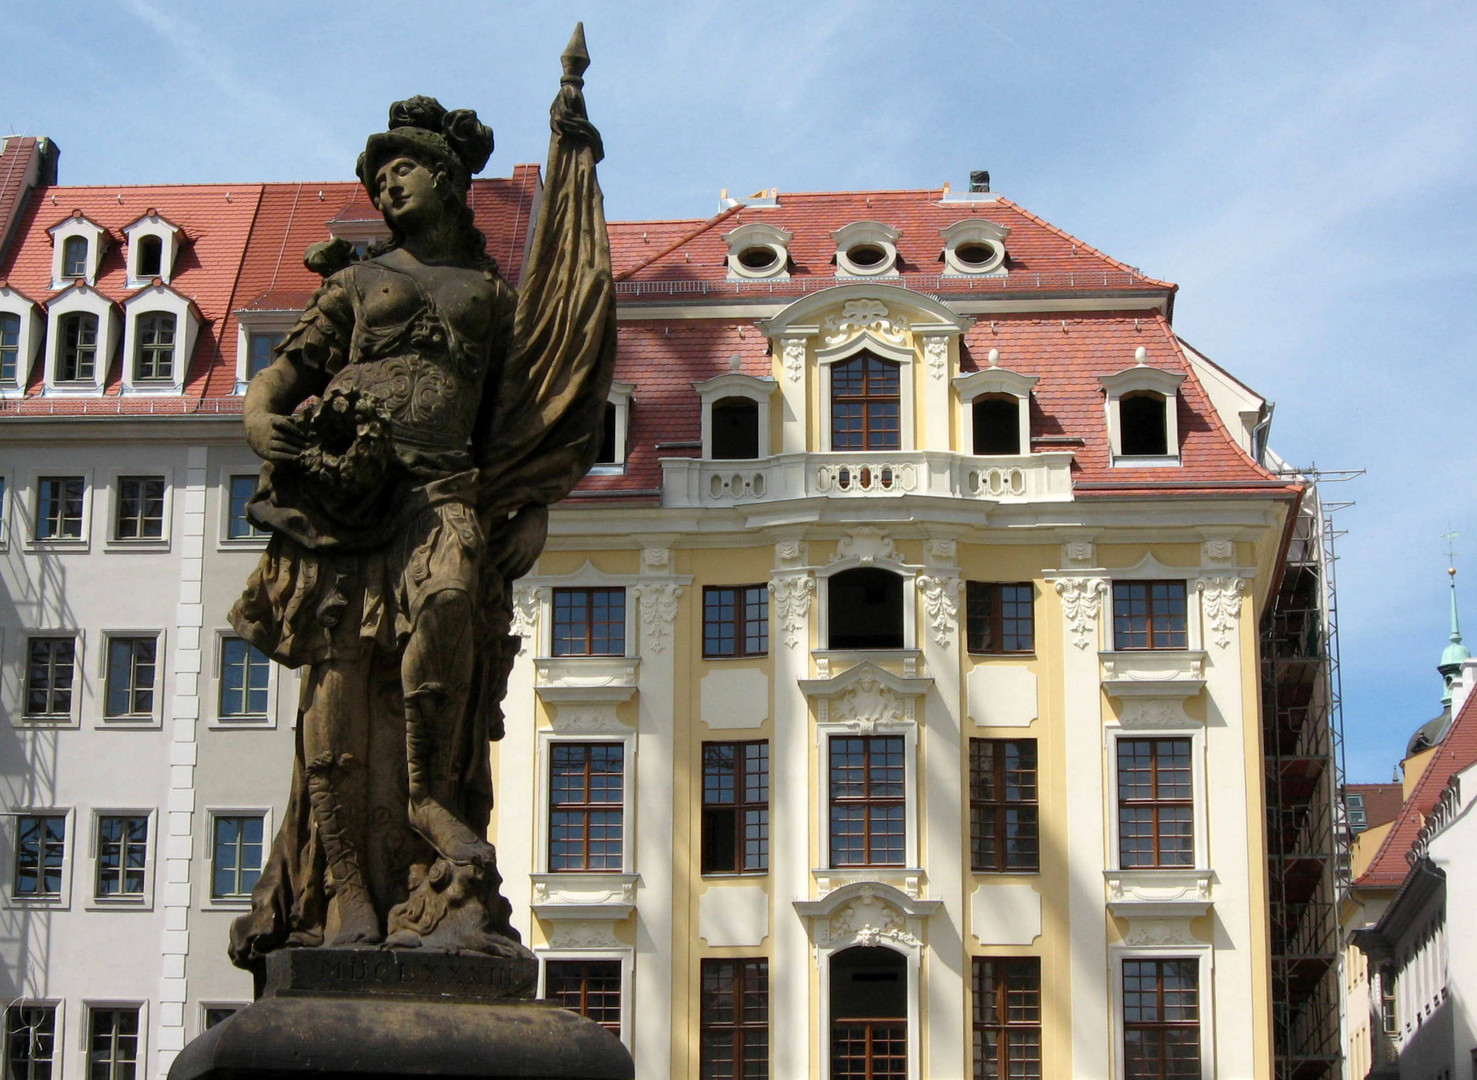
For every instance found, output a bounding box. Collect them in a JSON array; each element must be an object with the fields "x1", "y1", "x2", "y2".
[
  {"x1": 0, "y1": 137, "x2": 46, "y2": 261},
  {"x1": 1348, "y1": 782, "x2": 1404, "y2": 832},
  {"x1": 609, "y1": 189, "x2": 1174, "y2": 300},
  {"x1": 1357, "y1": 692, "x2": 1477, "y2": 887}
]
